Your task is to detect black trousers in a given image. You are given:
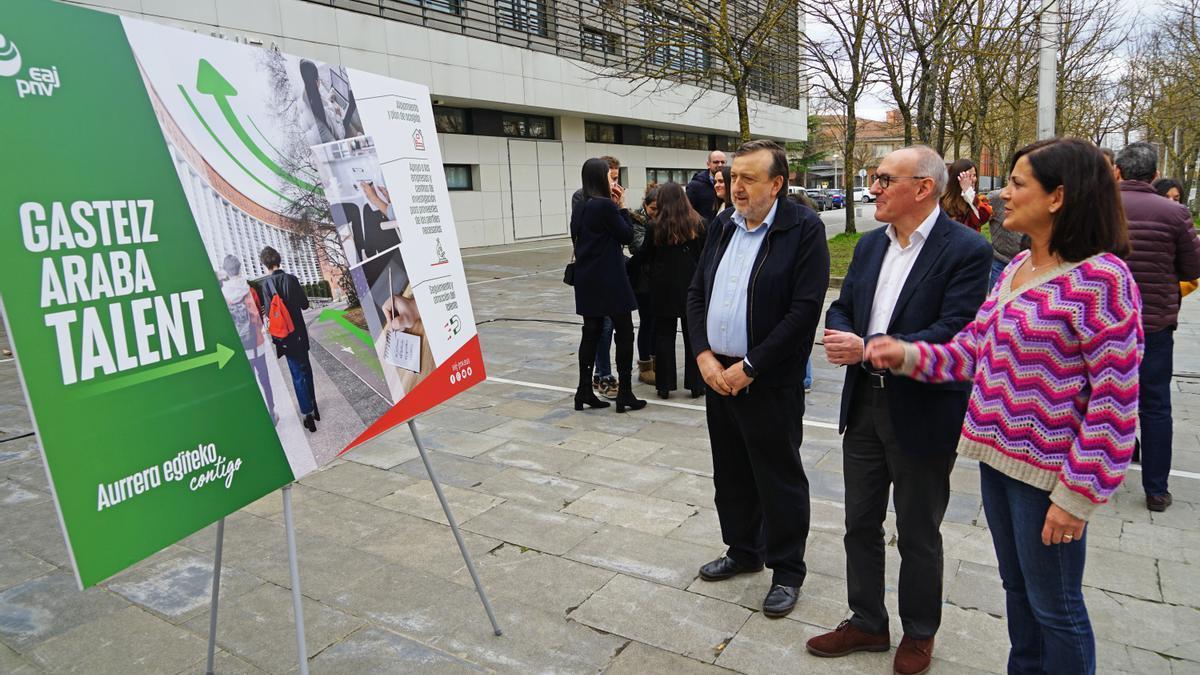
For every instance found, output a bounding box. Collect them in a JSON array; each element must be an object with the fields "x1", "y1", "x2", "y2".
[
  {"x1": 843, "y1": 377, "x2": 956, "y2": 639},
  {"x1": 579, "y1": 313, "x2": 634, "y2": 385},
  {"x1": 653, "y1": 314, "x2": 699, "y2": 392},
  {"x1": 707, "y1": 377, "x2": 810, "y2": 587}
]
